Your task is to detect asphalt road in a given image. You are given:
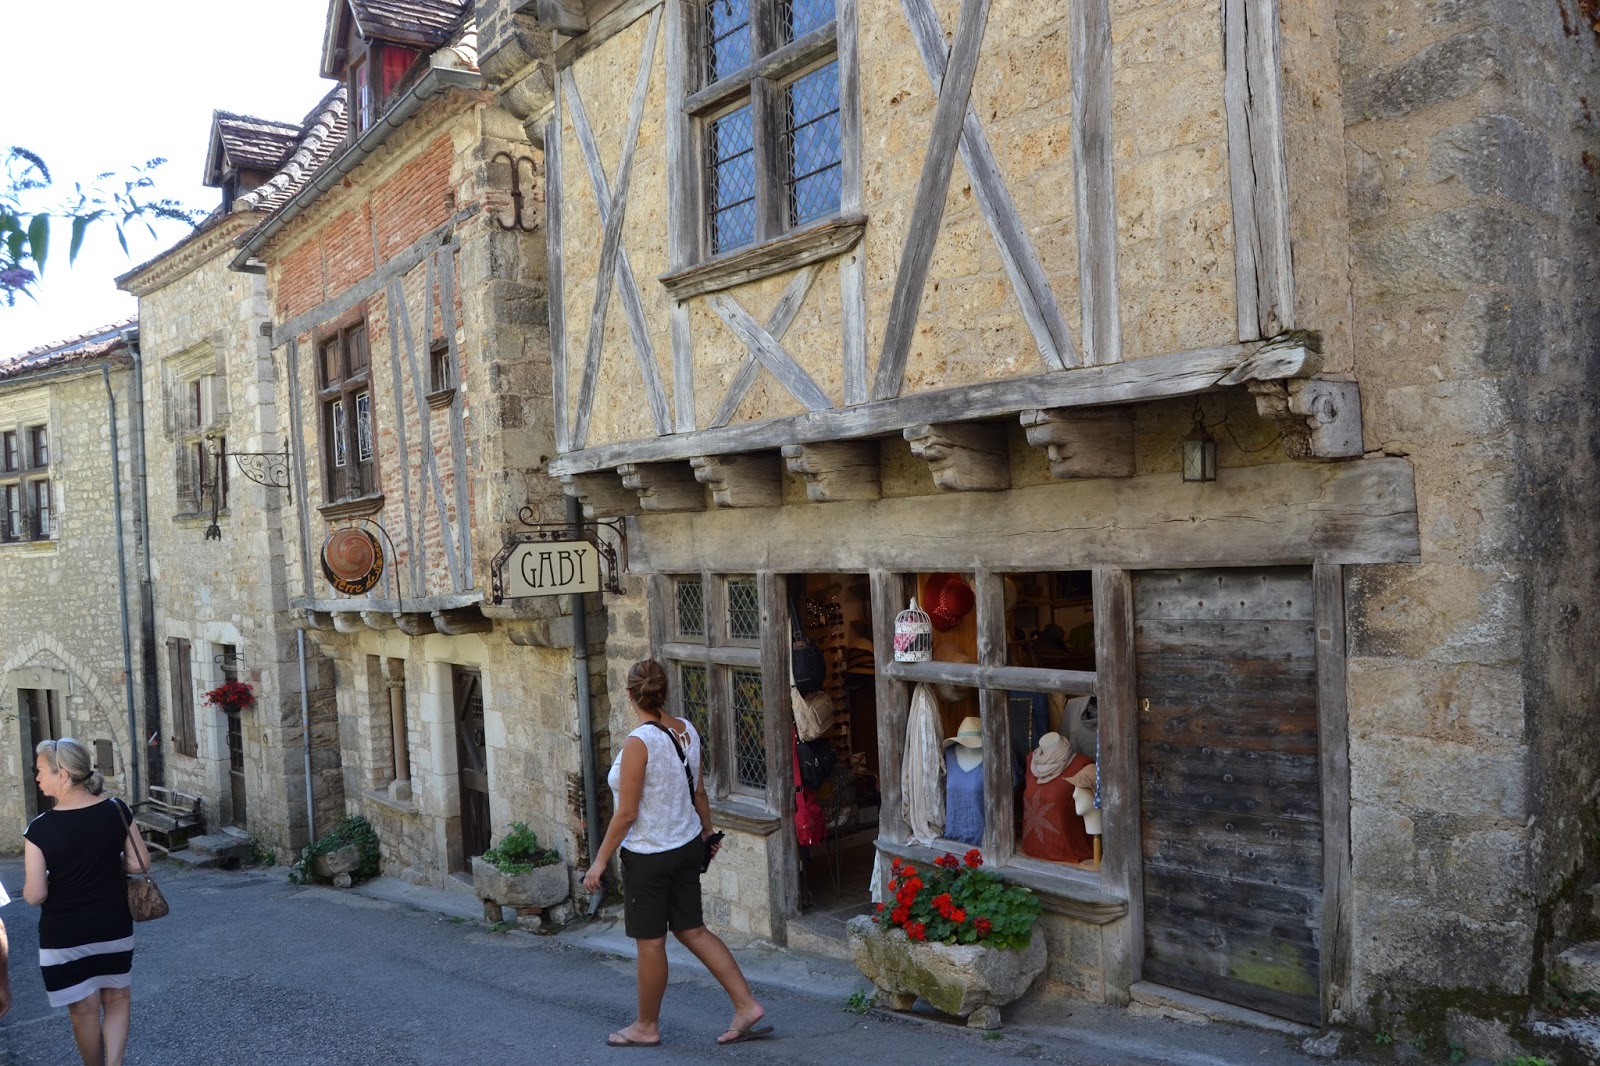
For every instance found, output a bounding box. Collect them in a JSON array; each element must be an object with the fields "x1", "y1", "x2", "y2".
[{"x1": 0, "y1": 859, "x2": 1358, "y2": 1066}]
